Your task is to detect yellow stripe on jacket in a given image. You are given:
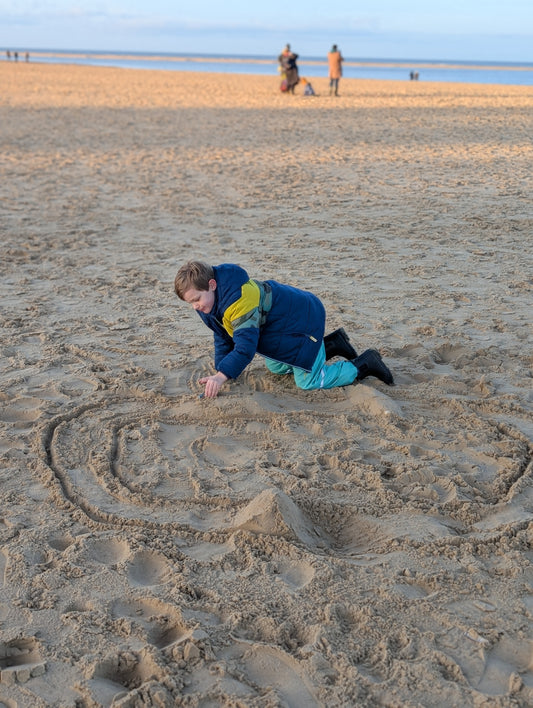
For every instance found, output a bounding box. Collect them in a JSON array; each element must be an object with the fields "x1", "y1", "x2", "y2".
[{"x1": 222, "y1": 280, "x2": 261, "y2": 337}]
